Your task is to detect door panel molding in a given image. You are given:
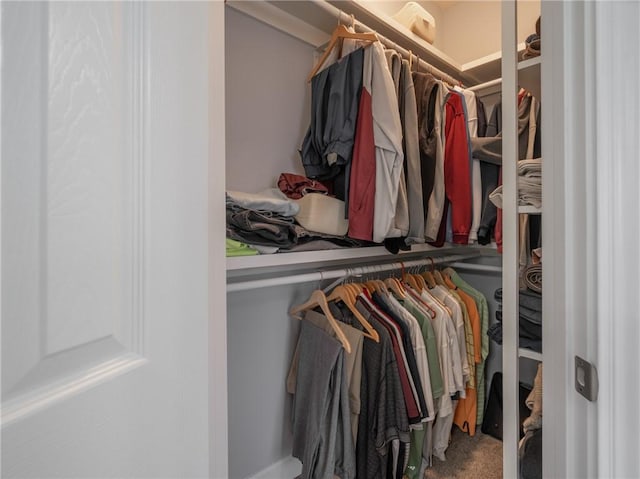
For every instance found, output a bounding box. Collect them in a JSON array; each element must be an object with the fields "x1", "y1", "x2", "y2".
[
  {"x1": 2, "y1": 2, "x2": 149, "y2": 422},
  {"x1": 1, "y1": 353, "x2": 146, "y2": 426}
]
